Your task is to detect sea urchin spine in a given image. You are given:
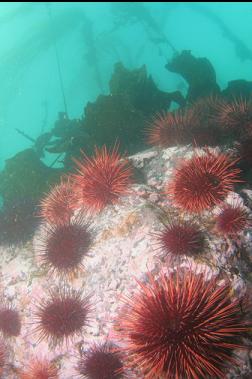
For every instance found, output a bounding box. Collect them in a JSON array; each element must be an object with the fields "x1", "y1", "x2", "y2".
[{"x1": 20, "y1": 357, "x2": 59, "y2": 379}]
